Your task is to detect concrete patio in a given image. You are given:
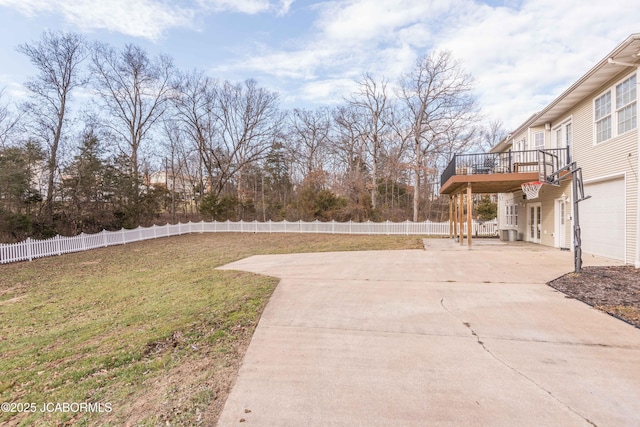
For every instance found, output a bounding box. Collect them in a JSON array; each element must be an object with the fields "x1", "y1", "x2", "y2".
[{"x1": 217, "y1": 239, "x2": 638, "y2": 426}]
